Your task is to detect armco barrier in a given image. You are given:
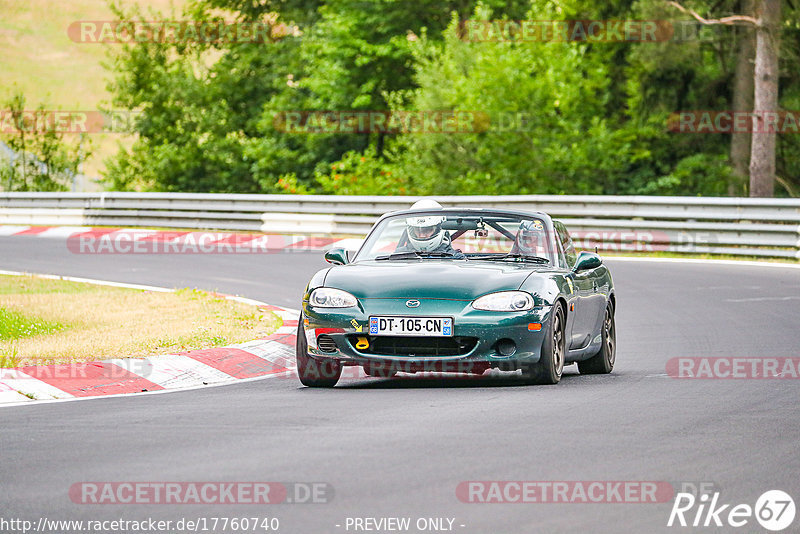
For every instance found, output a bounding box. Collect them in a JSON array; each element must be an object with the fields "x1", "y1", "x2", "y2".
[{"x1": 0, "y1": 193, "x2": 798, "y2": 259}]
